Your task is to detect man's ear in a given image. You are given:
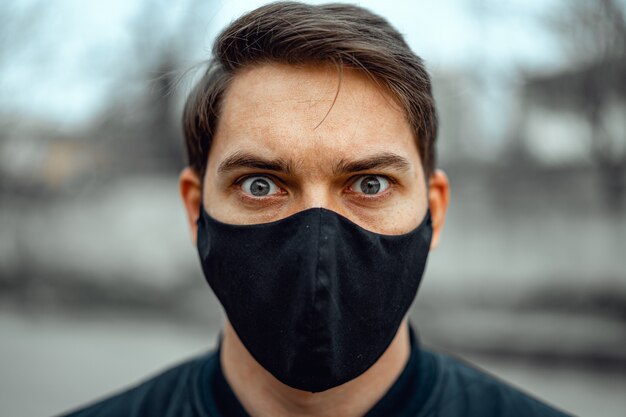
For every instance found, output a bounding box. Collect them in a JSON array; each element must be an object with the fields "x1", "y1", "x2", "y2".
[
  {"x1": 179, "y1": 167, "x2": 203, "y2": 245},
  {"x1": 427, "y1": 169, "x2": 450, "y2": 250}
]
